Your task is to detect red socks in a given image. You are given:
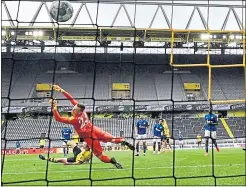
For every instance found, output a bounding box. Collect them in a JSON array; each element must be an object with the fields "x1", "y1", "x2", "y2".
[
  {"x1": 99, "y1": 155, "x2": 111, "y2": 163},
  {"x1": 112, "y1": 137, "x2": 124, "y2": 144}
]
